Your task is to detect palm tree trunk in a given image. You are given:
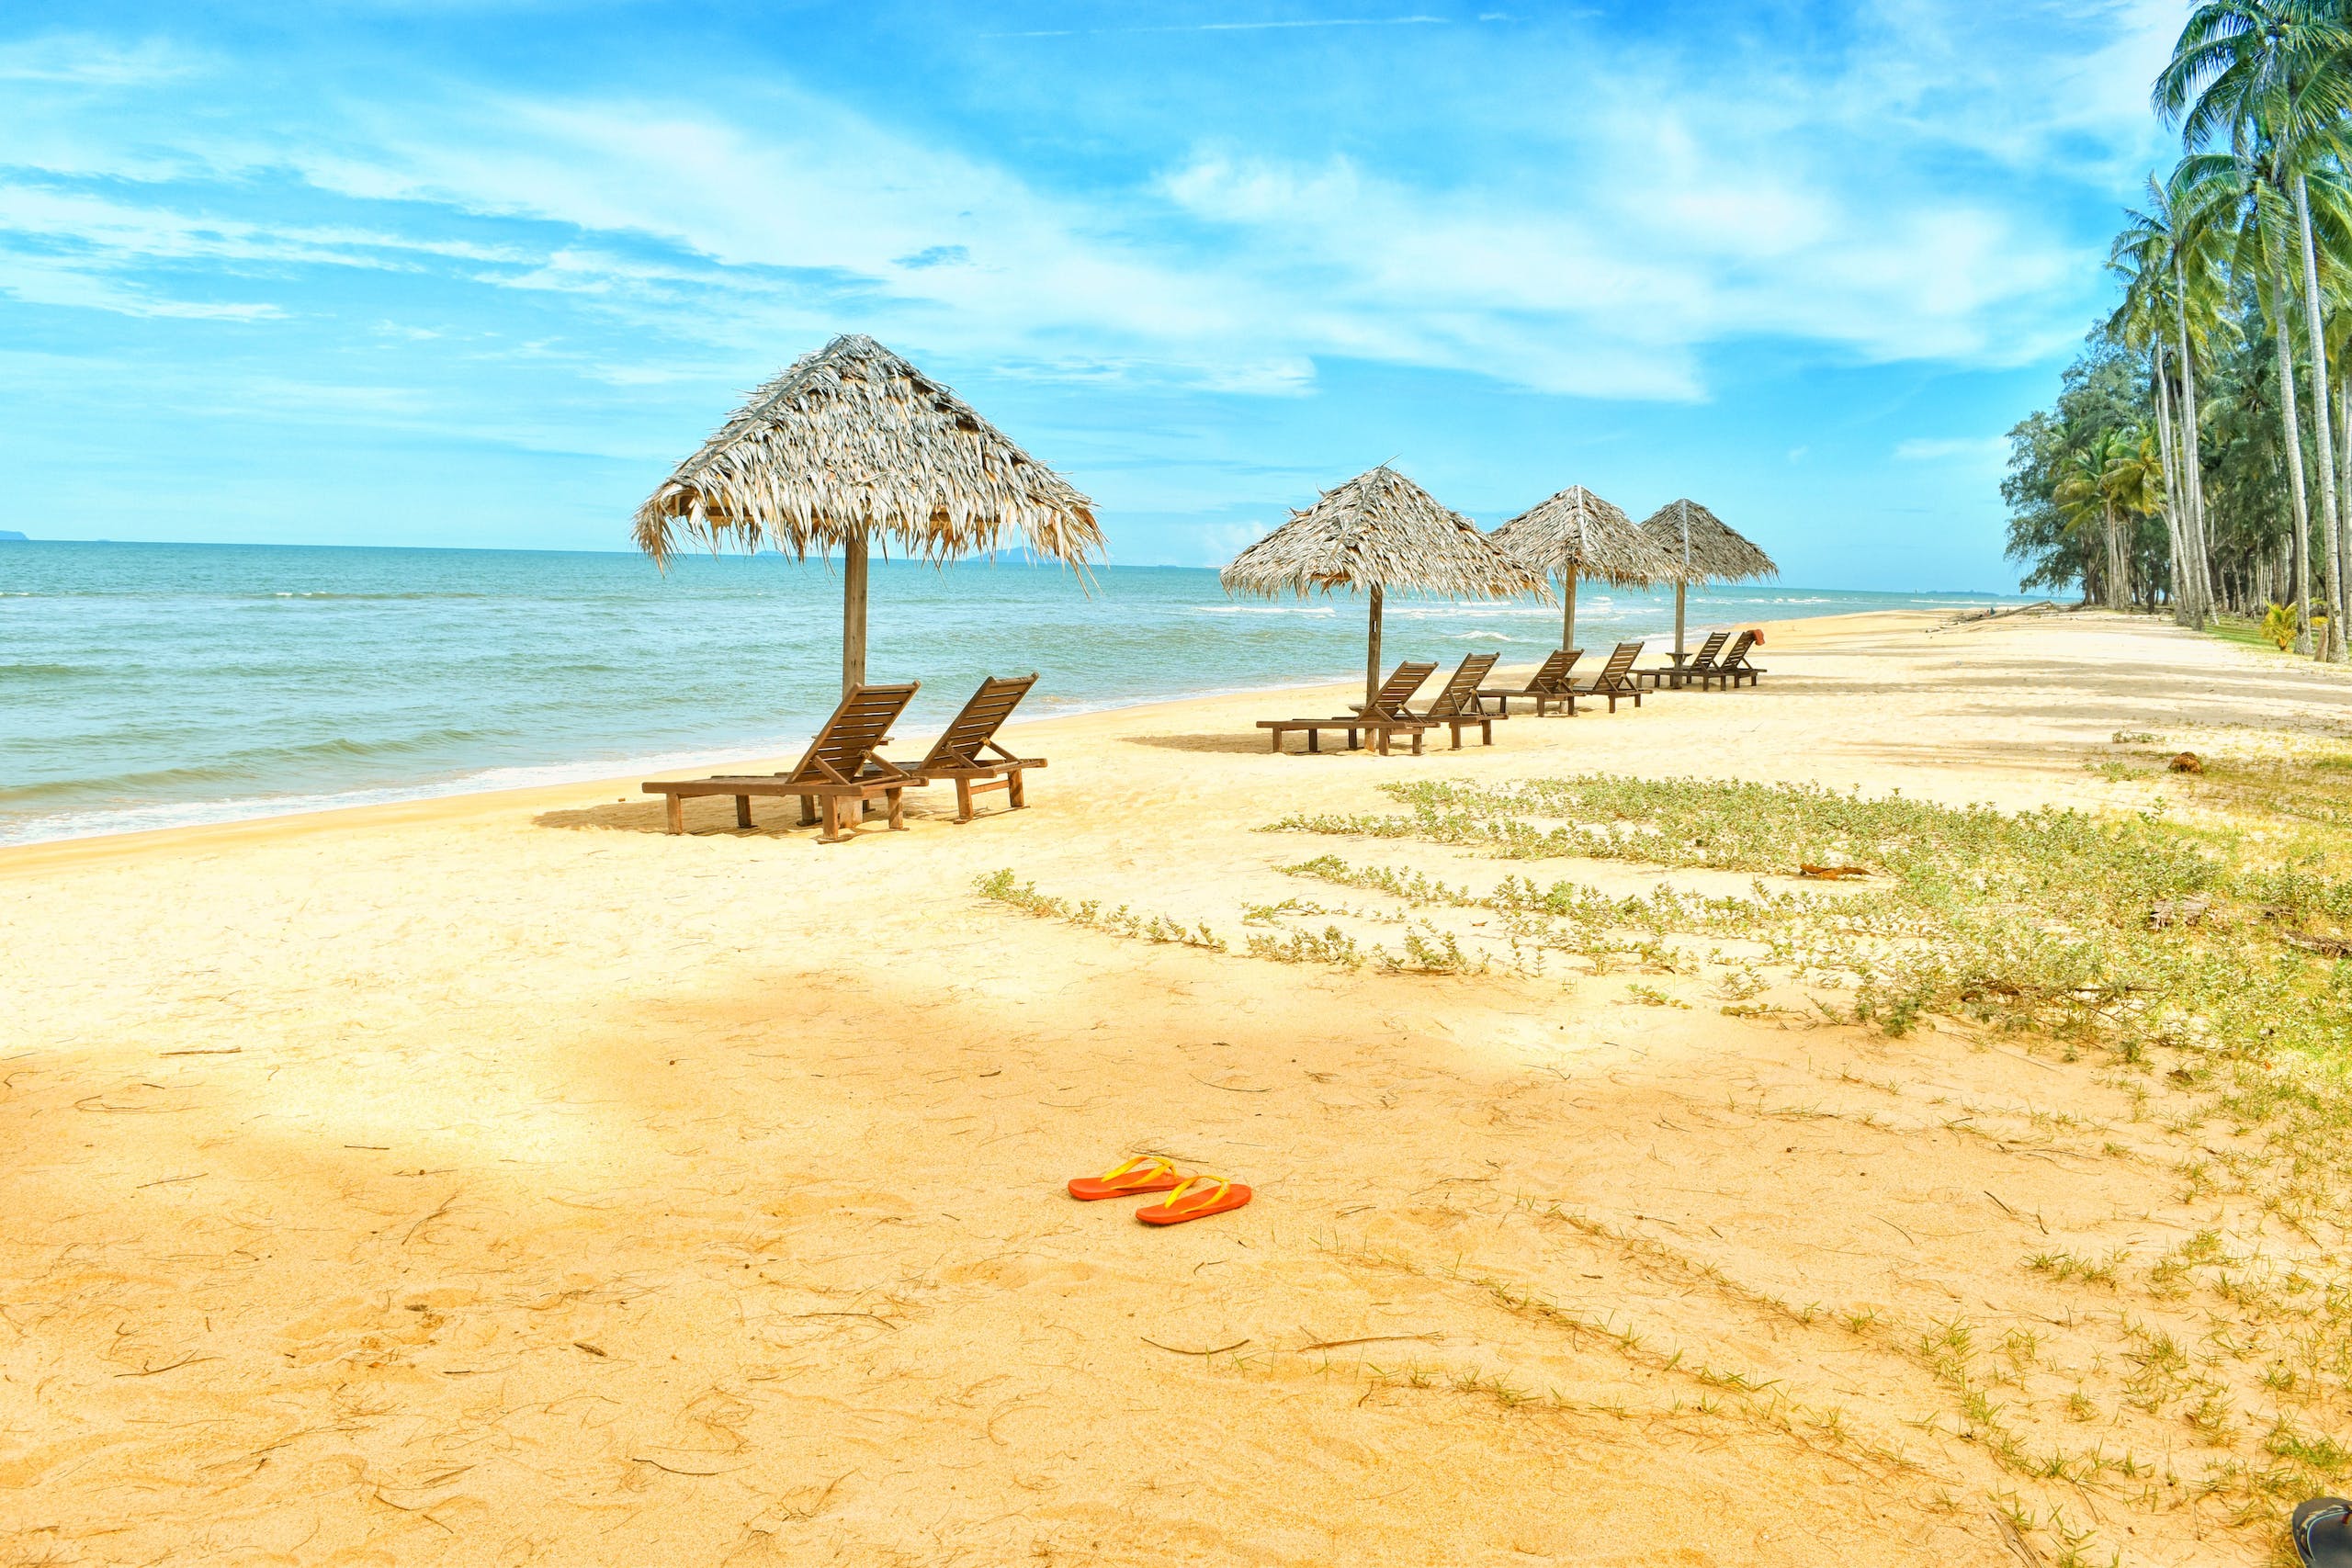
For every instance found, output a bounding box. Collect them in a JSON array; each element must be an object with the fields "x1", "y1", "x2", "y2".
[
  {"x1": 2294, "y1": 175, "x2": 2346, "y2": 660},
  {"x1": 2268, "y1": 265, "x2": 2316, "y2": 651},
  {"x1": 2173, "y1": 263, "x2": 2213, "y2": 626},
  {"x1": 2339, "y1": 369, "x2": 2352, "y2": 635},
  {"x1": 2117, "y1": 501, "x2": 2135, "y2": 611},
  {"x1": 2152, "y1": 349, "x2": 2191, "y2": 626},
  {"x1": 1364, "y1": 584, "x2": 1384, "y2": 709}
]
